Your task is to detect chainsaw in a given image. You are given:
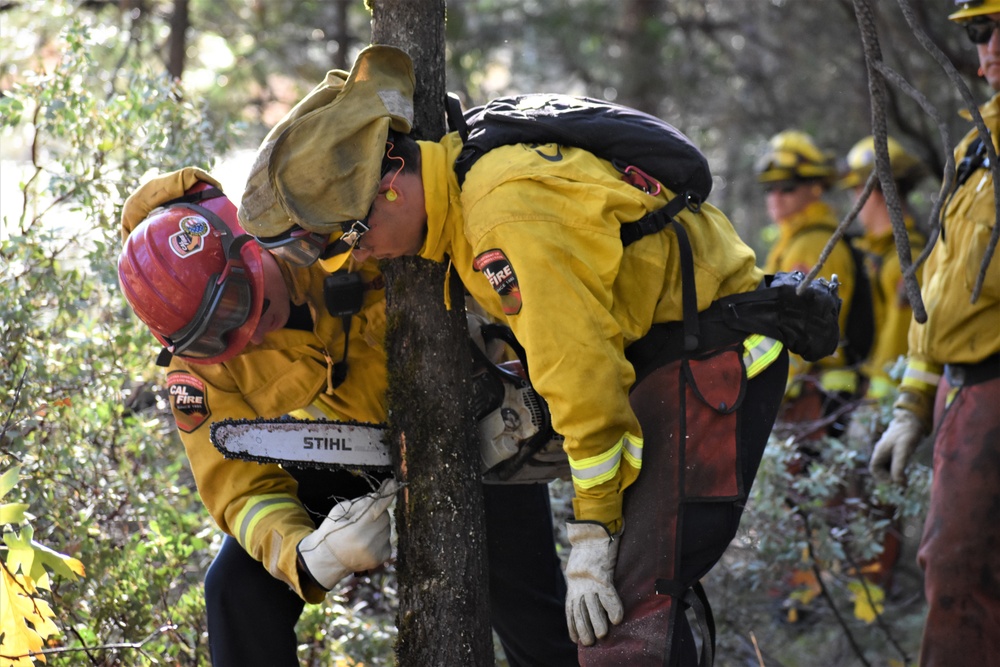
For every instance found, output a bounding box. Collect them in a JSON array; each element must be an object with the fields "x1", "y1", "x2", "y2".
[{"x1": 210, "y1": 358, "x2": 569, "y2": 484}]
